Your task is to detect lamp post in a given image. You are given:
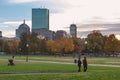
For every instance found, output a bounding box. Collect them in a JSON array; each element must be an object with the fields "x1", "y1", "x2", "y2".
[
  {"x1": 19, "y1": 48, "x2": 21, "y2": 57},
  {"x1": 84, "y1": 41, "x2": 87, "y2": 55},
  {"x1": 26, "y1": 44, "x2": 29, "y2": 62},
  {"x1": 85, "y1": 41, "x2": 87, "y2": 45}
]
